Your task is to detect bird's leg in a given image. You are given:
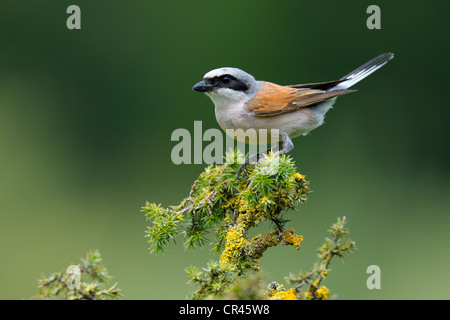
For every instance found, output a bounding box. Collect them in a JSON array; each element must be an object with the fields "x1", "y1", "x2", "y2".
[
  {"x1": 277, "y1": 132, "x2": 294, "y2": 155},
  {"x1": 236, "y1": 132, "x2": 294, "y2": 177}
]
